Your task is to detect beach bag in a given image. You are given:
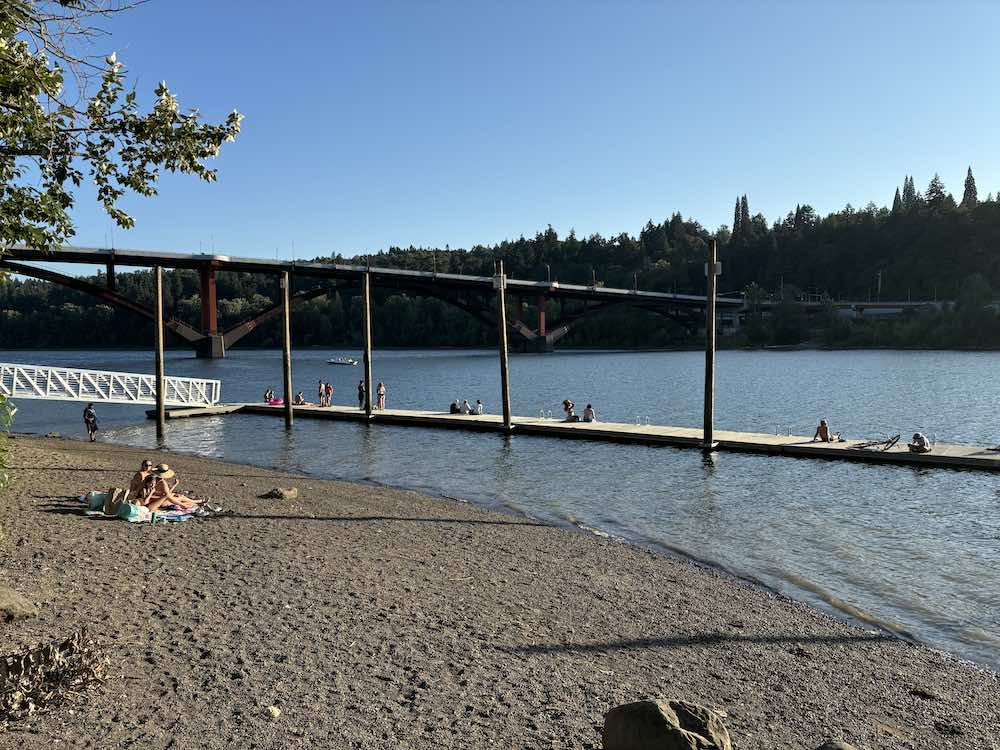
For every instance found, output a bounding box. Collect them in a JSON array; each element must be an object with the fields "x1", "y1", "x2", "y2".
[
  {"x1": 84, "y1": 491, "x2": 110, "y2": 511},
  {"x1": 102, "y1": 488, "x2": 130, "y2": 516},
  {"x1": 116, "y1": 503, "x2": 151, "y2": 523}
]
